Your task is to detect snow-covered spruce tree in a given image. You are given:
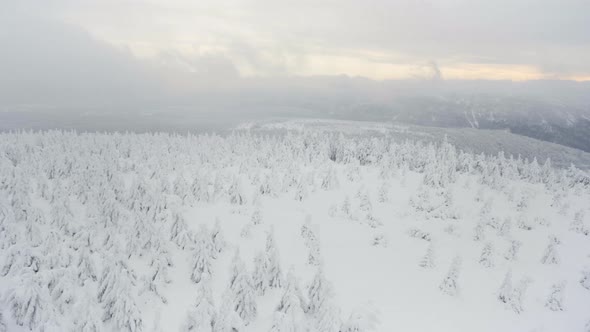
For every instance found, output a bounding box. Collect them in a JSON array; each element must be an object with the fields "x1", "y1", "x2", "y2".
[
  {"x1": 365, "y1": 212, "x2": 382, "y2": 229},
  {"x1": 535, "y1": 216, "x2": 550, "y2": 227},
  {"x1": 419, "y1": 243, "x2": 435, "y2": 269},
  {"x1": 527, "y1": 157, "x2": 542, "y2": 184},
  {"x1": 372, "y1": 233, "x2": 388, "y2": 248},
  {"x1": 103, "y1": 289, "x2": 143, "y2": 332},
  {"x1": 358, "y1": 191, "x2": 373, "y2": 215},
  {"x1": 340, "y1": 307, "x2": 379, "y2": 332},
  {"x1": 130, "y1": 212, "x2": 161, "y2": 256},
  {"x1": 251, "y1": 208, "x2": 262, "y2": 225},
  {"x1": 341, "y1": 313, "x2": 364, "y2": 332},
  {"x1": 541, "y1": 158, "x2": 556, "y2": 185},
  {"x1": 229, "y1": 176, "x2": 247, "y2": 205},
  {"x1": 1, "y1": 246, "x2": 41, "y2": 276},
  {"x1": 50, "y1": 196, "x2": 76, "y2": 235},
  {"x1": 252, "y1": 252, "x2": 270, "y2": 296},
  {"x1": 269, "y1": 312, "x2": 290, "y2": 332},
  {"x1": 580, "y1": 269, "x2": 590, "y2": 290},
  {"x1": 315, "y1": 302, "x2": 341, "y2": 332},
  {"x1": 295, "y1": 177, "x2": 309, "y2": 202},
  {"x1": 275, "y1": 269, "x2": 306, "y2": 331},
  {"x1": 439, "y1": 256, "x2": 462, "y2": 296},
  {"x1": 213, "y1": 172, "x2": 227, "y2": 202},
  {"x1": 497, "y1": 218, "x2": 512, "y2": 237},
  {"x1": 504, "y1": 239, "x2": 522, "y2": 261},
  {"x1": 10, "y1": 181, "x2": 33, "y2": 223},
  {"x1": 191, "y1": 227, "x2": 215, "y2": 284},
  {"x1": 509, "y1": 277, "x2": 532, "y2": 314},
  {"x1": 192, "y1": 175, "x2": 211, "y2": 203},
  {"x1": 71, "y1": 291, "x2": 103, "y2": 332},
  {"x1": 479, "y1": 242, "x2": 495, "y2": 268},
  {"x1": 407, "y1": 228, "x2": 431, "y2": 242},
  {"x1": 97, "y1": 260, "x2": 136, "y2": 306},
  {"x1": 259, "y1": 174, "x2": 272, "y2": 196},
  {"x1": 282, "y1": 168, "x2": 299, "y2": 193},
  {"x1": 341, "y1": 196, "x2": 352, "y2": 220},
  {"x1": 346, "y1": 162, "x2": 361, "y2": 182},
  {"x1": 71, "y1": 223, "x2": 97, "y2": 251},
  {"x1": 301, "y1": 216, "x2": 321, "y2": 266},
  {"x1": 266, "y1": 229, "x2": 284, "y2": 289},
  {"x1": 545, "y1": 282, "x2": 566, "y2": 311},
  {"x1": 307, "y1": 267, "x2": 334, "y2": 317},
  {"x1": 229, "y1": 254, "x2": 257, "y2": 325},
  {"x1": 305, "y1": 267, "x2": 342, "y2": 332},
  {"x1": 240, "y1": 222, "x2": 253, "y2": 238},
  {"x1": 571, "y1": 210, "x2": 588, "y2": 235},
  {"x1": 127, "y1": 178, "x2": 148, "y2": 212},
  {"x1": 321, "y1": 167, "x2": 340, "y2": 191},
  {"x1": 173, "y1": 175, "x2": 191, "y2": 204},
  {"x1": 170, "y1": 212, "x2": 193, "y2": 250},
  {"x1": 447, "y1": 188, "x2": 461, "y2": 215},
  {"x1": 183, "y1": 281, "x2": 216, "y2": 332},
  {"x1": 541, "y1": 239, "x2": 560, "y2": 265},
  {"x1": 377, "y1": 182, "x2": 389, "y2": 203},
  {"x1": 473, "y1": 222, "x2": 486, "y2": 241},
  {"x1": 228, "y1": 249, "x2": 242, "y2": 290},
  {"x1": 48, "y1": 269, "x2": 77, "y2": 314},
  {"x1": 515, "y1": 192, "x2": 530, "y2": 213},
  {"x1": 6, "y1": 274, "x2": 50, "y2": 330},
  {"x1": 214, "y1": 290, "x2": 243, "y2": 332},
  {"x1": 497, "y1": 269, "x2": 513, "y2": 304},
  {"x1": 211, "y1": 218, "x2": 226, "y2": 257},
  {"x1": 23, "y1": 210, "x2": 43, "y2": 247},
  {"x1": 142, "y1": 248, "x2": 173, "y2": 303}
]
